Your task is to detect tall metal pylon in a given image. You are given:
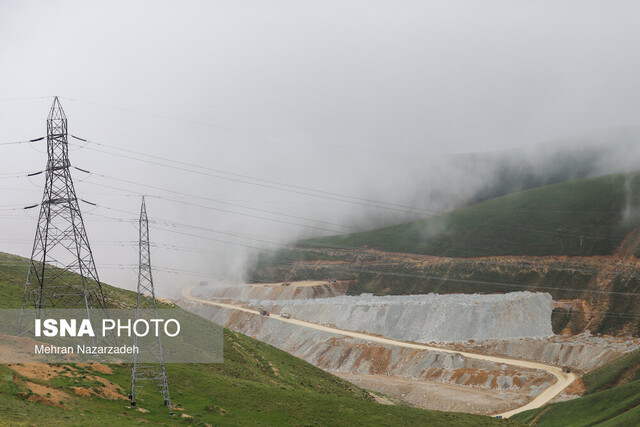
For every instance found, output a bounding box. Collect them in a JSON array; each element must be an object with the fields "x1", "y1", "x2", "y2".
[
  {"x1": 130, "y1": 196, "x2": 173, "y2": 414},
  {"x1": 19, "y1": 97, "x2": 111, "y2": 341}
]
